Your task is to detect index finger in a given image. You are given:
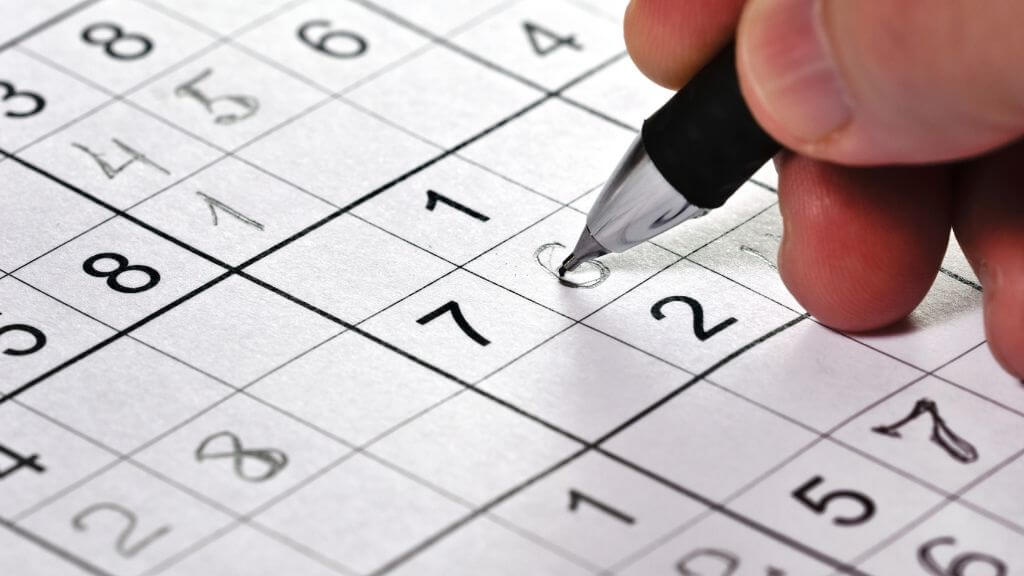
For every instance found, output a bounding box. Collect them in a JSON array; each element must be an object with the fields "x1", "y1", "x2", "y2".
[{"x1": 624, "y1": 0, "x2": 746, "y2": 89}]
